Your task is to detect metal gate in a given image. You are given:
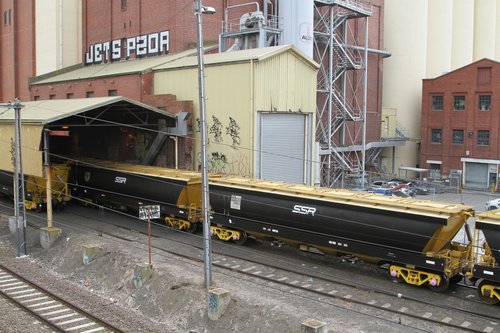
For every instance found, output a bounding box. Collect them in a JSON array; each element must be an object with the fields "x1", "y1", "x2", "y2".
[{"x1": 258, "y1": 113, "x2": 308, "y2": 184}]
